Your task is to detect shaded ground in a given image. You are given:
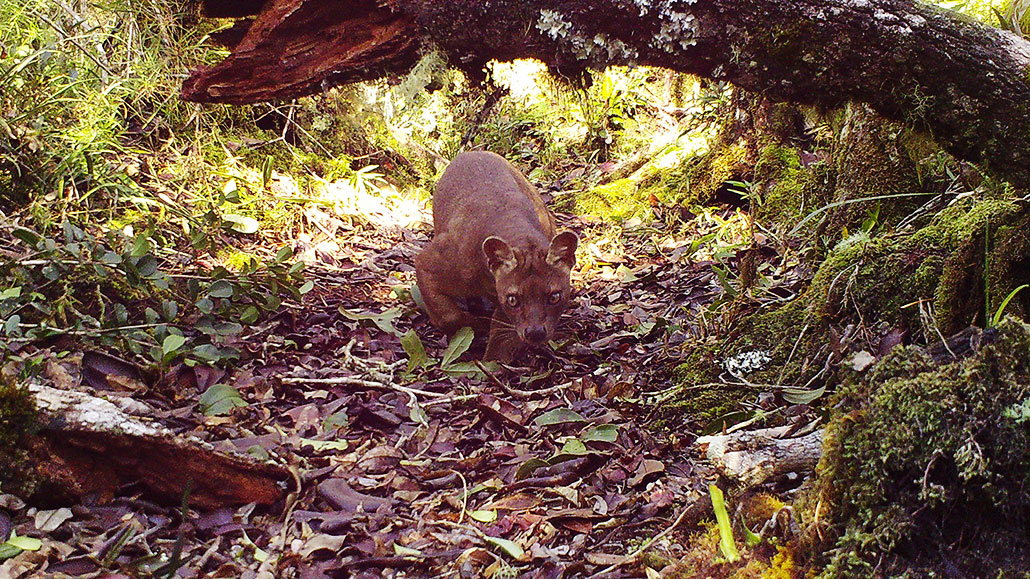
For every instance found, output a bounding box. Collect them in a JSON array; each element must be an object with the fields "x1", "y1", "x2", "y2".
[{"x1": 1, "y1": 191, "x2": 810, "y2": 578}]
